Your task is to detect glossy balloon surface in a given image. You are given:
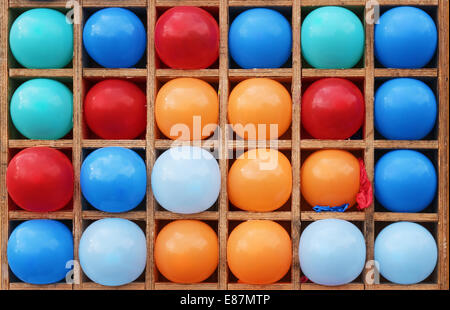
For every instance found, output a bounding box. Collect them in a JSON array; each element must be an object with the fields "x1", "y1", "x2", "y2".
[
  {"x1": 301, "y1": 6, "x2": 364, "y2": 69},
  {"x1": 228, "y1": 149, "x2": 292, "y2": 212},
  {"x1": 7, "y1": 147, "x2": 74, "y2": 212},
  {"x1": 375, "y1": 150, "x2": 437, "y2": 213},
  {"x1": 8, "y1": 220, "x2": 73, "y2": 284},
  {"x1": 229, "y1": 8, "x2": 292, "y2": 69},
  {"x1": 375, "y1": 222, "x2": 437, "y2": 284},
  {"x1": 84, "y1": 79, "x2": 146, "y2": 139},
  {"x1": 155, "y1": 220, "x2": 219, "y2": 283},
  {"x1": 83, "y1": 8, "x2": 146, "y2": 68},
  {"x1": 301, "y1": 78, "x2": 365, "y2": 139},
  {"x1": 155, "y1": 78, "x2": 219, "y2": 140},
  {"x1": 10, "y1": 8, "x2": 73, "y2": 69},
  {"x1": 227, "y1": 220, "x2": 292, "y2": 284},
  {"x1": 151, "y1": 146, "x2": 220, "y2": 214},
  {"x1": 79, "y1": 218, "x2": 147, "y2": 286},
  {"x1": 80, "y1": 147, "x2": 147, "y2": 213},
  {"x1": 10, "y1": 78, "x2": 73, "y2": 140},
  {"x1": 374, "y1": 78, "x2": 436, "y2": 140},
  {"x1": 301, "y1": 150, "x2": 360, "y2": 209},
  {"x1": 228, "y1": 78, "x2": 292, "y2": 140},
  {"x1": 375, "y1": 6, "x2": 437, "y2": 68},
  {"x1": 155, "y1": 6, "x2": 219, "y2": 69},
  {"x1": 299, "y1": 219, "x2": 366, "y2": 286}
]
